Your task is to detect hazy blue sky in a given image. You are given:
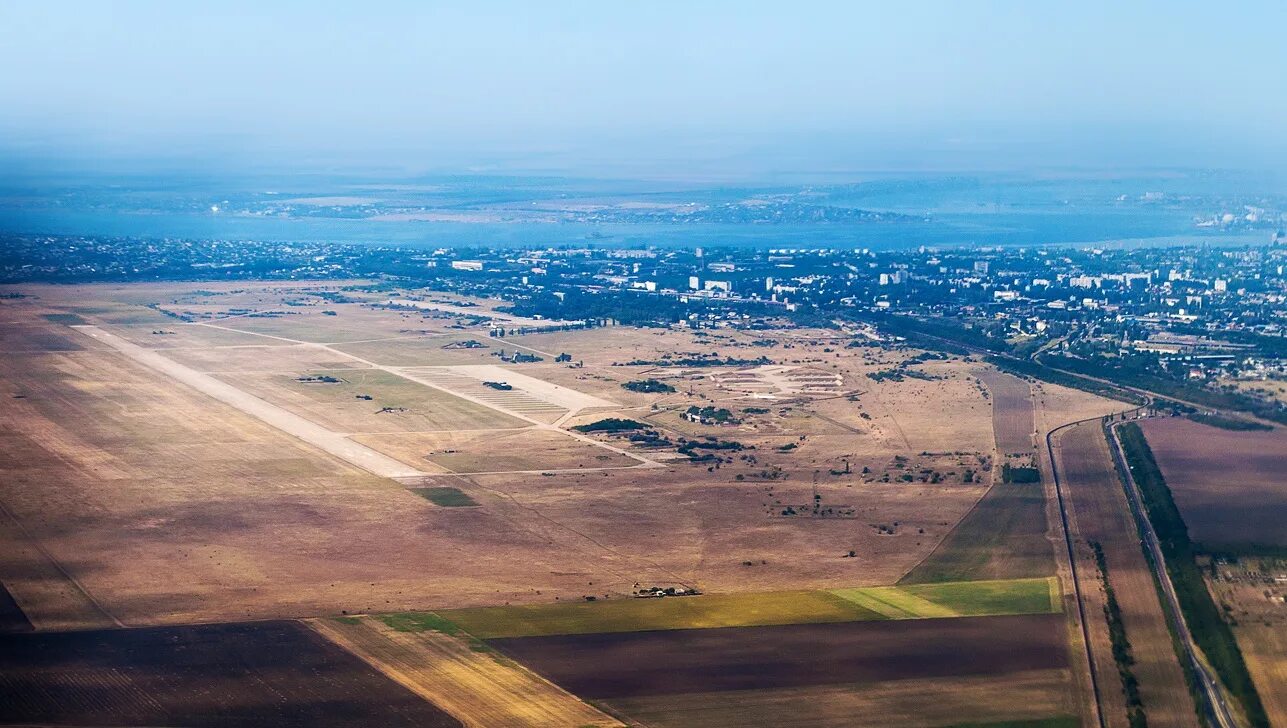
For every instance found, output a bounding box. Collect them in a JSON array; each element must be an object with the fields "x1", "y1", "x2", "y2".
[{"x1": 2, "y1": 1, "x2": 1285, "y2": 176}]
